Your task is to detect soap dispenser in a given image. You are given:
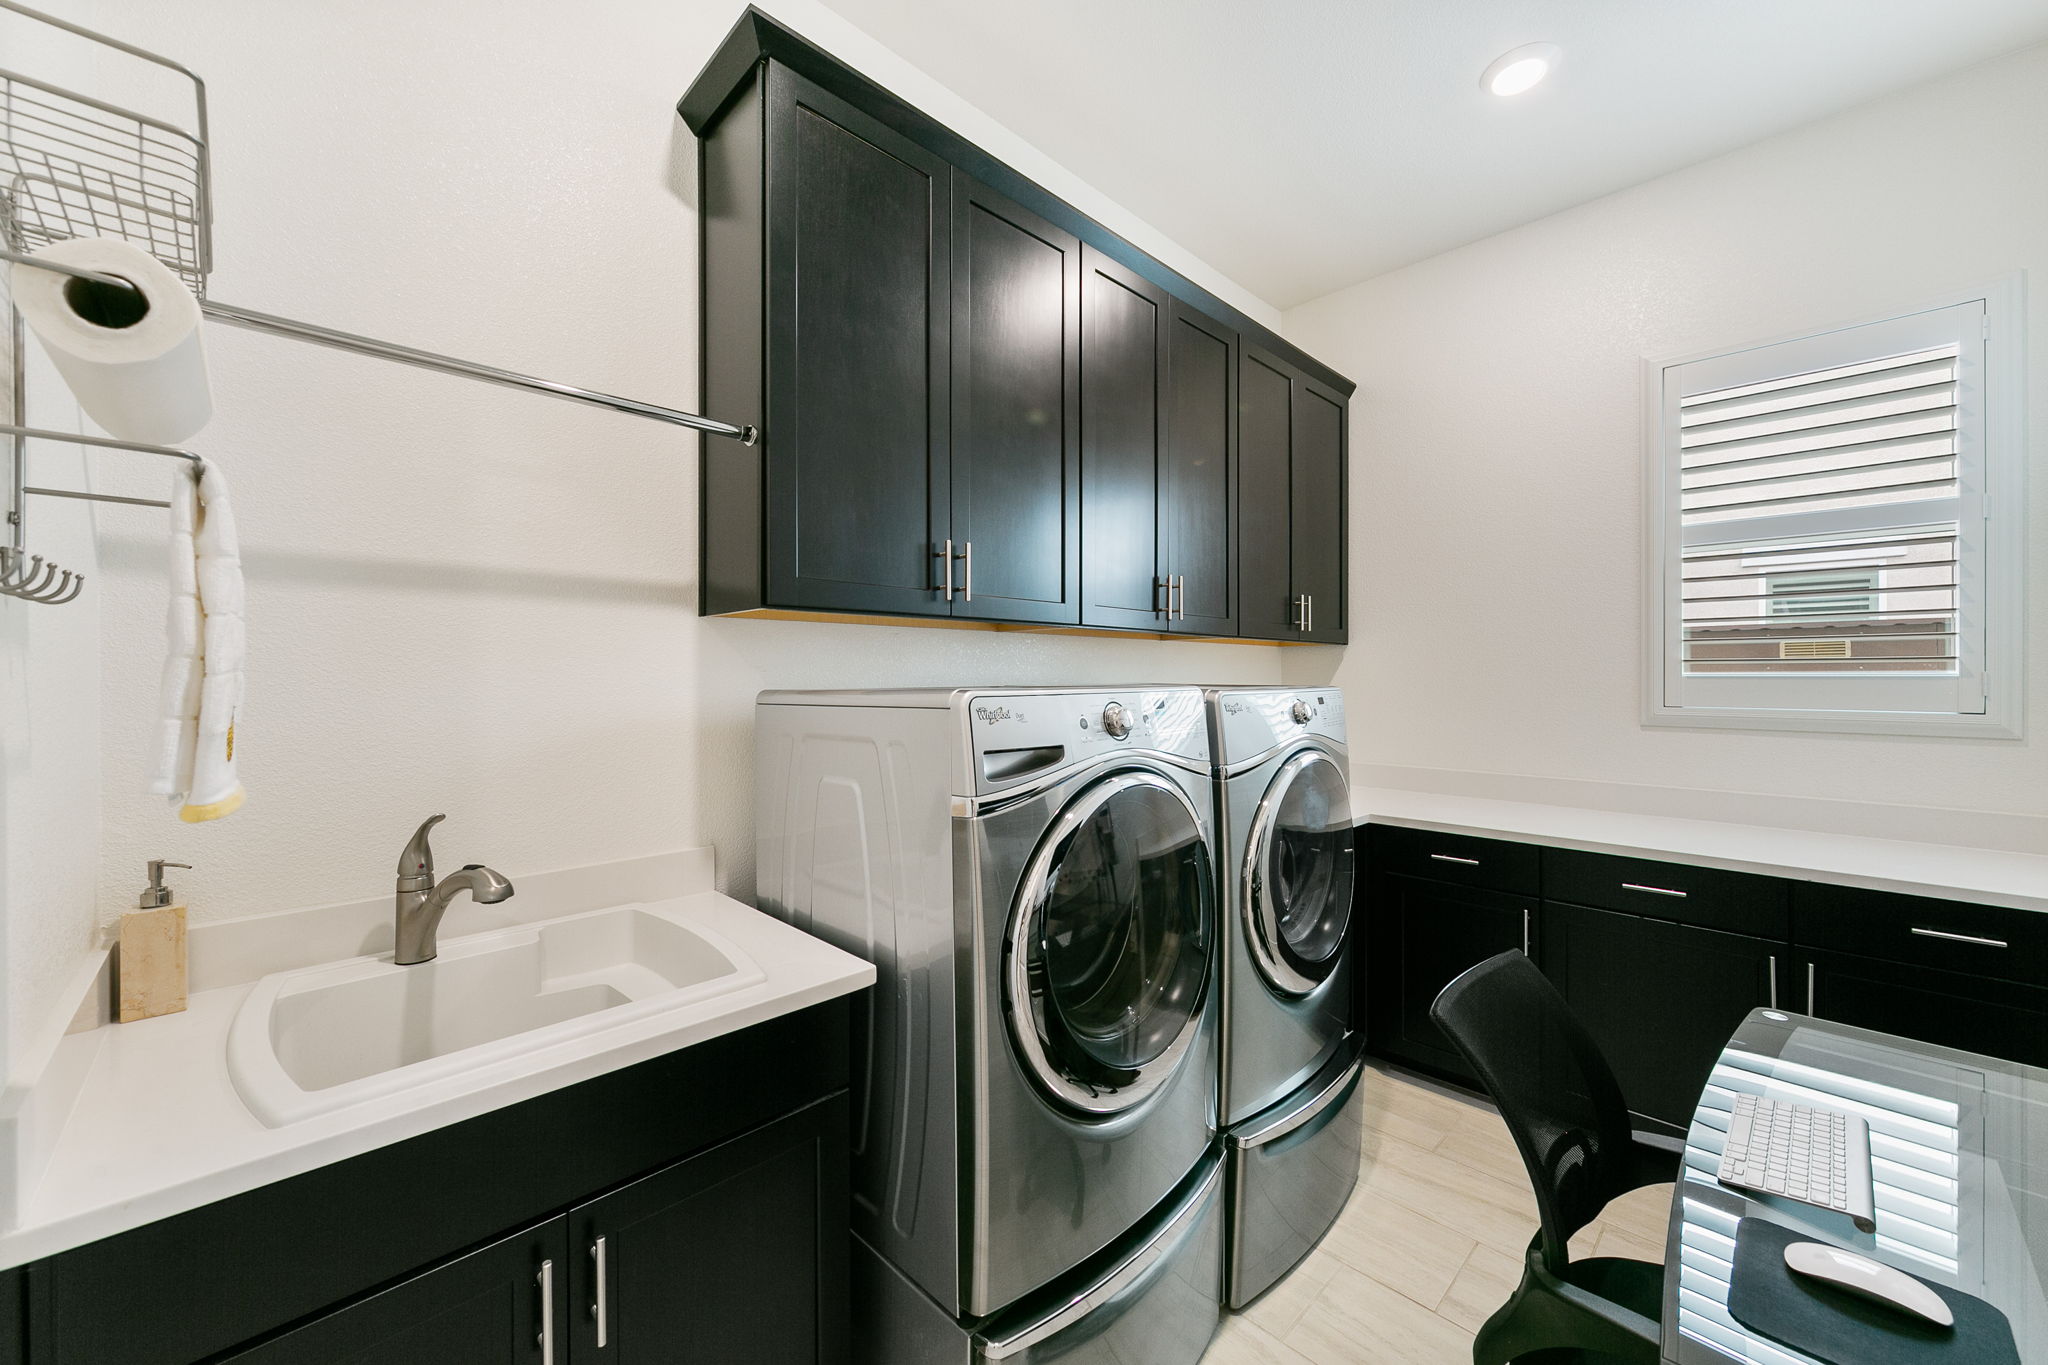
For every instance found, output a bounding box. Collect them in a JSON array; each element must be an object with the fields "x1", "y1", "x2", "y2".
[{"x1": 118, "y1": 859, "x2": 192, "y2": 1022}]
